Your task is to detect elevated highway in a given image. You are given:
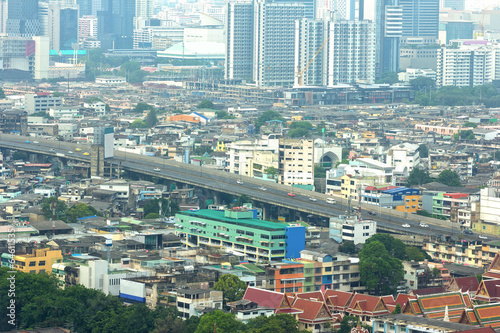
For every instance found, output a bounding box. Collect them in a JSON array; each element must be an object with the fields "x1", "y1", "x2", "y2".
[{"x1": 0, "y1": 134, "x2": 495, "y2": 242}]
